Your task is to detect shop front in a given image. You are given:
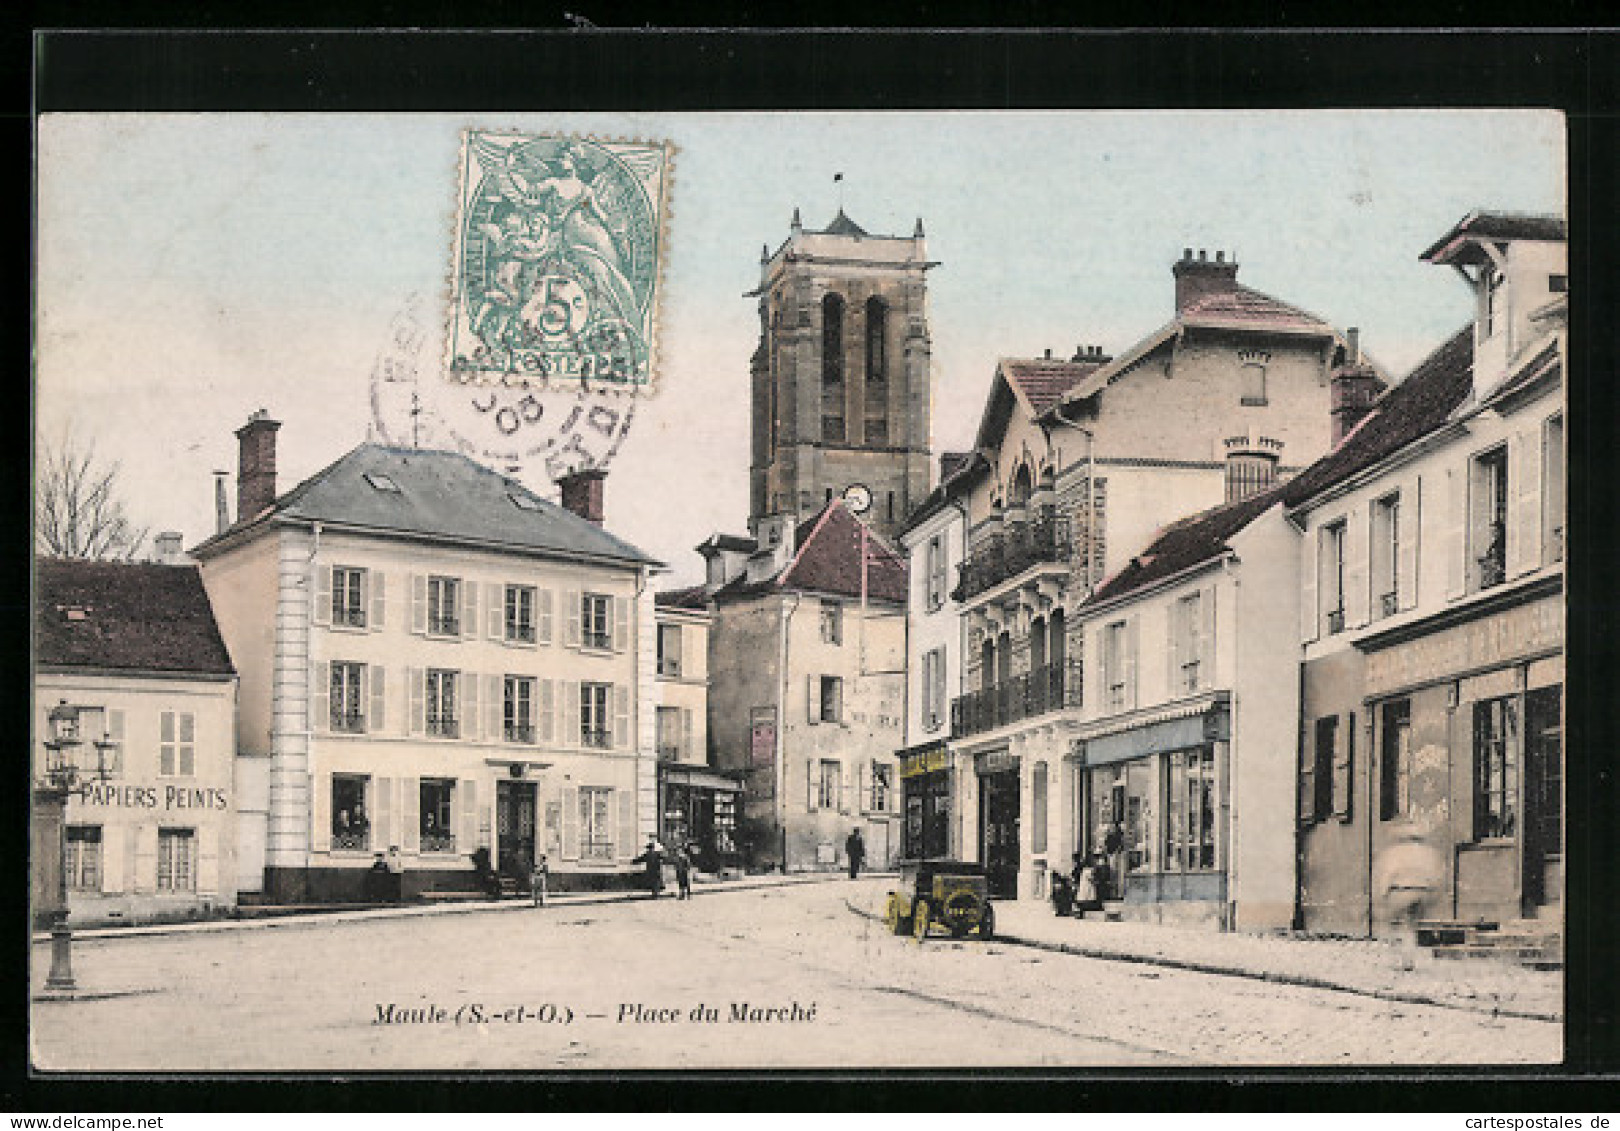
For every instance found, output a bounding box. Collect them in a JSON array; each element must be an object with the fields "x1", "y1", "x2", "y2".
[
  {"x1": 899, "y1": 740, "x2": 952, "y2": 860},
  {"x1": 1074, "y1": 701, "x2": 1231, "y2": 927},
  {"x1": 1359, "y1": 578, "x2": 1563, "y2": 926},
  {"x1": 658, "y1": 765, "x2": 743, "y2": 872},
  {"x1": 976, "y1": 749, "x2": 1020, "y2": 899}
]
